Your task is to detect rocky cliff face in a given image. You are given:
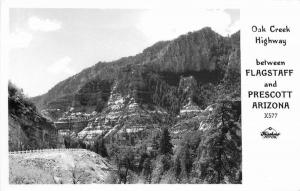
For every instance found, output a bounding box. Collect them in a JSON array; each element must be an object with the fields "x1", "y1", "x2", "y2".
[
  {"x1": 154, "y1": 27, "x2": 227, "y2": 73},
  {"x1": 78, "y1": 83, "x2": 169, "y2": 143},
  {"x1": 8, "y1": 82, "x2": 58, "y2": 151}
]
